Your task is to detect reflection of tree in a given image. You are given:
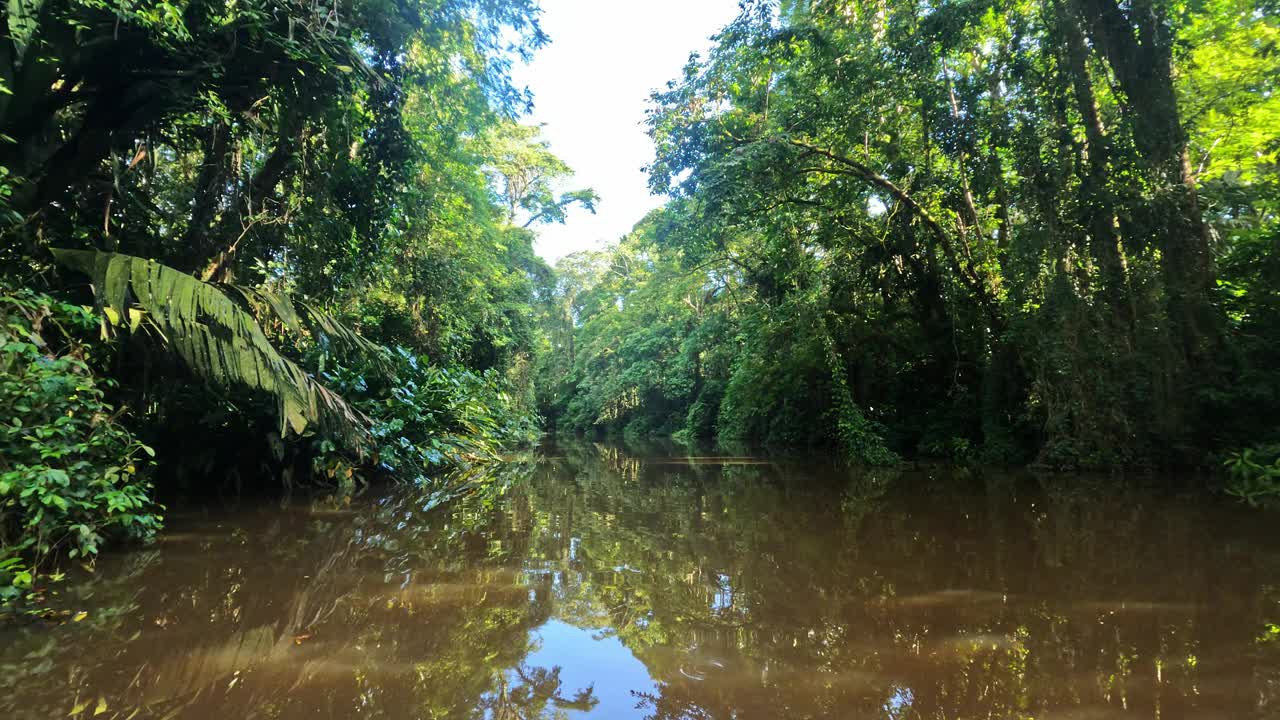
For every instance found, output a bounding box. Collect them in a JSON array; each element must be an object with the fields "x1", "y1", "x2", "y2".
[
  {"x1": 483, "y1": 665, "x2": 598, "y2": 719},
  {"x1": 1, "y1": 446, "x2": 1278, "y2": 719},
  {"x1": 512, "y1": 444, "x2": 1280, "y2": 720},
  {"x1": 0, "y1": 460, "x2": 593, "y2": 720}
]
